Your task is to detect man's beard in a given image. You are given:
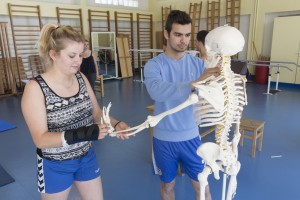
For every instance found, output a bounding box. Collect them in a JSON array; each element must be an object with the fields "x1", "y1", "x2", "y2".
[{"x1": 172, "y1": 44, "x2": 187, "y2": 52}]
